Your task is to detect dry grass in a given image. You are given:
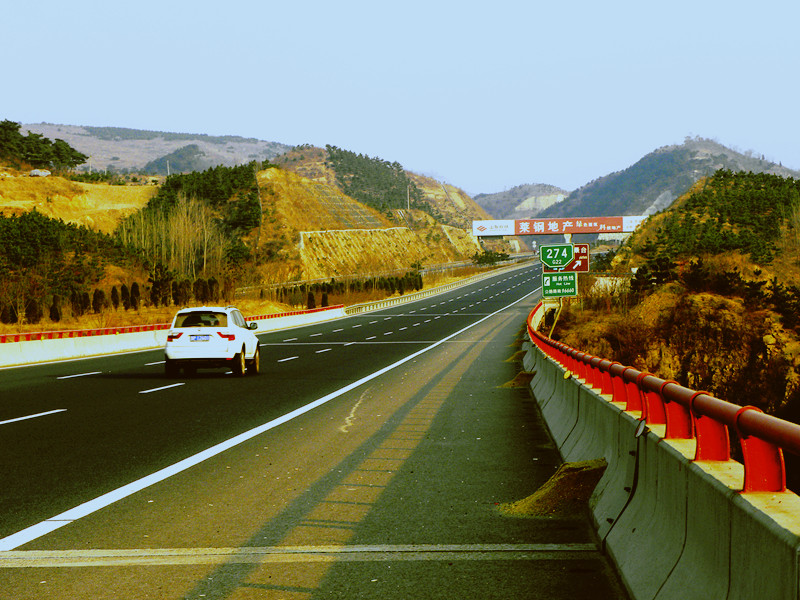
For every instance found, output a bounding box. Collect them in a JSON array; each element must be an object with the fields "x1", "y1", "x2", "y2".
[
  {"x1": 0, "y1": 298, "x2": 289, "y2": 335},
  {"x1": 0, "y1": 268, "x2": 484, "y2": 335},
  {"x1": 498, "y1": 459, "x2": 607, "y2": 518},
  {"x1": 0, "y1": 174, "x2": 155, "y2": 233}
]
